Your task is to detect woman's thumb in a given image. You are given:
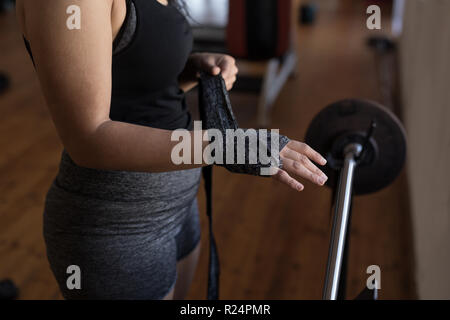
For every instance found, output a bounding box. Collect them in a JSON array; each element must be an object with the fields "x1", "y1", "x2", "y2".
[{"x1": 210, "y1": 66, "x2": 221, "y2": 75}]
